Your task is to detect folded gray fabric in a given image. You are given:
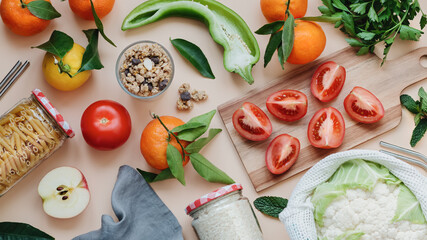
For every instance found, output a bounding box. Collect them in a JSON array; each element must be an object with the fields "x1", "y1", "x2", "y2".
[{"x1": 73, "y1": 165, "x2": 183, "y2": 240}]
